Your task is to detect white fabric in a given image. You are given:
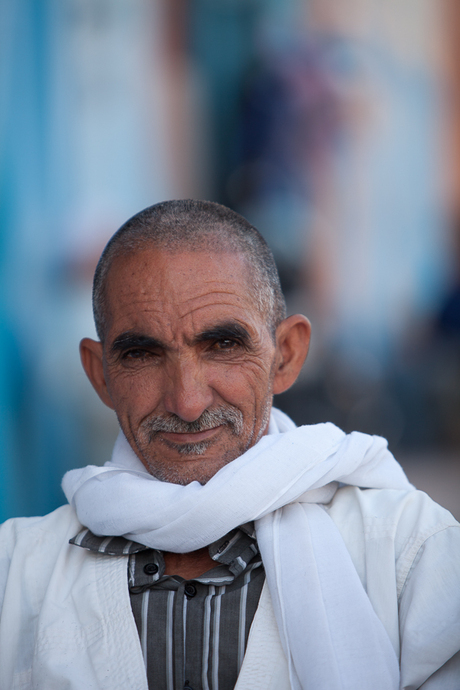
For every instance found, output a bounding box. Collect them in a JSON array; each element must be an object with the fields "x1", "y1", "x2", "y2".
[
  {"x1": 1, "y1": 488, "x2": 460, "y2": 689},
  {"x1": 62, "y1": 409, "x2": 412, "y2": 690}
]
